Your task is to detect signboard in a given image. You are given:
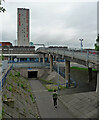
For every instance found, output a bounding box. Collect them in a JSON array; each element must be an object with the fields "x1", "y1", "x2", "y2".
[{"x1": 14, "y1": 58, "x2": 17, "y2": 62}]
